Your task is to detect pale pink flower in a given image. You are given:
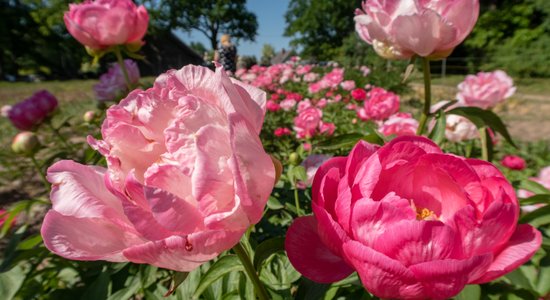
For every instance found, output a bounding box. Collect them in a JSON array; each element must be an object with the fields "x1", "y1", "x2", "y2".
[
  {"x1": 41, "y1": 65, "x2": 275, "y2": 272},
  {"x1": 303, "y1": 72, "x2": 319, "y2": 82},
  {"x1": 64, "y1": 0, "x2": 149, "y2": 50},
  {"x1": 316, "y1": 98, "x2": 328, "y2": 109},
  {"x1": 457, "y1": 70, "x2": 516, "y2": 109},
  {"x1": 355, "y1": 0, "x2": 479, "y2": 59},
  {"x1": 378, "y1": 112, "x2": 418, "y2": 136},
  {"x1": 302, "y1": 143, "x2": 312, "y2": 151},
  {"x1": 323, "y1": 68, "x2": 344, "y2": 88},
  {"x1": 8, "y1": 90, "x2": 58, "y2": 130},
  {"x1": 94, "y1": 60, "x2": 140, "y2": 102},
  {"x1": 286, "y1": 136, "x2": 541, "y2": 299},
  {"x1": 294, "y1": 107, "x2": 323, "y2": 139},
  {"x1": 360, "y1": 65, "x2": 371, "y2": 76},
  {"x1": 297, "y1": 99, "x2": 312, "y2": 113},
  {"x1": 296, "y1": 65, "x2": 313, "y2": 75},
  {"x1": 308, "y1": 82, "x2": 323, "y2": 94},
  {"x1": 1, "y1": 105, "x2": 12, "y2": 117},
  {"x1": 280, "y1": 99, "x2": 297, "y2": 111},
  {"x1": 357, "y1": 87, "x2": 400, "y2": 121},
  {"x1": 319, "y1": 122, "x2": 335, "y2": 136},
  {"x1": 340, "y1": 80, "x2": 356, "y2": 91}
]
